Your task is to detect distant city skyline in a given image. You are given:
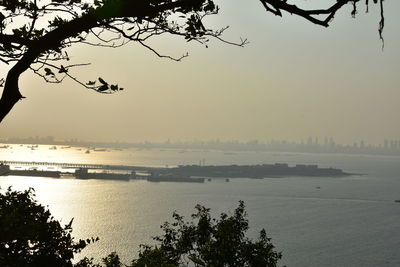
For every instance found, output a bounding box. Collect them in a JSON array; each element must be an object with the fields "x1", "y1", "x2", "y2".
[
  {"x1": 2, "y1": 134, "x2": 400, "y2": 146},
  {"x1": 2, "y1": 135, "x2": 400, "y2": 156}
]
